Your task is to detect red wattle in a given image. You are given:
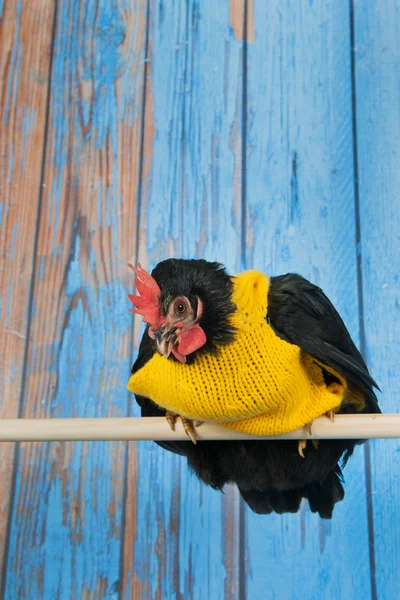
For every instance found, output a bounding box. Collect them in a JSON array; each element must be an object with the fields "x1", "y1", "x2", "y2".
[
  {"x1": 171, "y1": 348, "x2": 187, "y2": 363},
  {"x1": 177, "y1": 326, "x2": 207, "y2": 356}
]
